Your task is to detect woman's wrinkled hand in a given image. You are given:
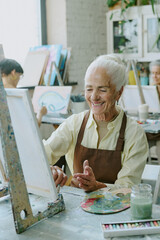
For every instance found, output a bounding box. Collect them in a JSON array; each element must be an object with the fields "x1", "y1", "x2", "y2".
[{"x1": 72, "y1": 160, "x2": 105, "y2": 192}]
